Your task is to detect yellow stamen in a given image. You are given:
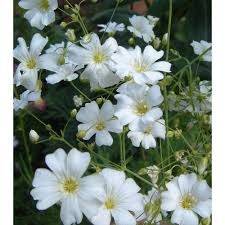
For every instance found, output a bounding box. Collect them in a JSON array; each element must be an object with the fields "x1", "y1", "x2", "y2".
[
  {"x1": 26, "y1": 57, "x2": 37, "y2": 69},
  {"x1": 95, "y1": 121, "x2": 105, "y2": 131},
  {"x1": 180, "y1": 193, "x2": 197, "y2": 209},
  {"x1": 39, "y1": 0, "x2": 49, "y2": 11},
  {"x1": 63, "y1": 178, "x2": 78, "y2": 194},
  {"x1": 105, "y1": 198, "x2": 115, "y2": 209},
  {"x1": 93, "y1": 50, "x2": 105, "y2": 64},
  {"x1": 135, "y1": 102, "x2": 149, "y2": 116}
]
